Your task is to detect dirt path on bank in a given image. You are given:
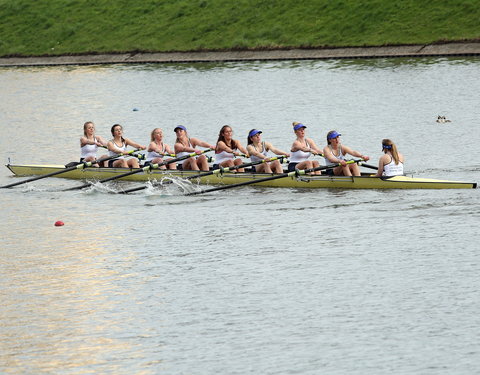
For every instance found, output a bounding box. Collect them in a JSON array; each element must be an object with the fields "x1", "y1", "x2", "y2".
[{"x1": 1, "y1": 42, "x2": 479, "y2": 67}]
